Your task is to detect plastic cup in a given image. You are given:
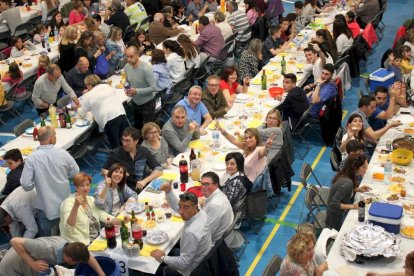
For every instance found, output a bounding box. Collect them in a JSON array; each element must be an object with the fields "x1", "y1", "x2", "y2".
[{"x1": 180, "y1": 183, "x2": 186, "y2": 192}]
